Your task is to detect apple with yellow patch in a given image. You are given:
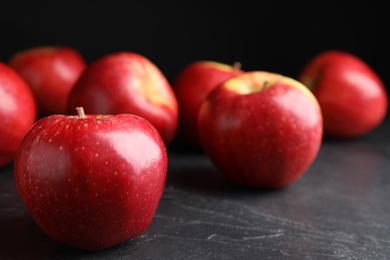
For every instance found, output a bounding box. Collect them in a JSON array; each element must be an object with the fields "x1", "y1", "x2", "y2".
[
  {"x1": 67, "y1": 52, "x2": 178, "y2": 145},
  {"x1": 198, "y1": 71, "x2": 323, "y2": 188},
  {"x1": 173, "y1": 60, "x2": 243, "y2": 149}
]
